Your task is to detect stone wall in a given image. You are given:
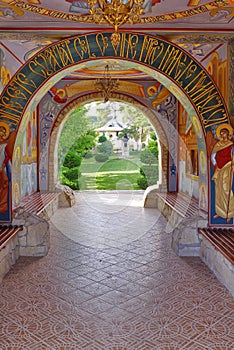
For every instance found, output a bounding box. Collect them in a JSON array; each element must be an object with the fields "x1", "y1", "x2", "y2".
[{"x1": 199, "y1": 234, "x2": 234, "y2": 297}]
